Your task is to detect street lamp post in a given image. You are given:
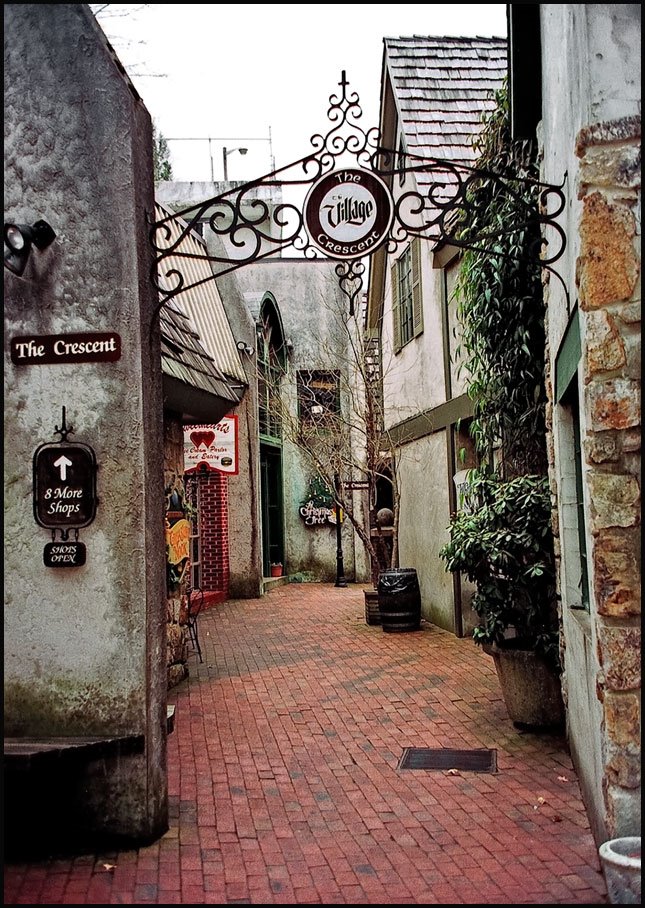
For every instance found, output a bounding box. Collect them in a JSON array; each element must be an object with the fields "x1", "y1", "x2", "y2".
[
  {"x1": 164, "y1": 135, "x2": 273, "y2": 182},
  {"x1": 222, "y1": 146, "x2": 248, "y2": 180},
  {"x1": 333, "y1": 472, "x2": 348, "y2": 588}
]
